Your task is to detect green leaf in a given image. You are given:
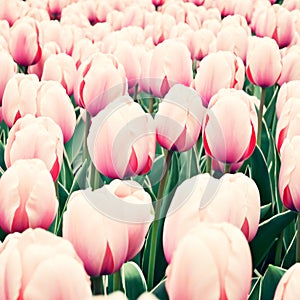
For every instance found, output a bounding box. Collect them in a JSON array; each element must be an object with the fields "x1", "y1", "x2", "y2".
[
  {"x1": 248, "y1": 277, "x2": 261, "y2": 300},
  {"x1": 245, "y1": 146, "x2": 273, "y2": 205},
  {"x1": 250, "y1": 210, "x2": 297, "y2": 268},
  {"x1": 147, "y1": 154, "x2": 164, "y2": 196},
  {"x1": 64, "y1": 118, "x2": 85, "y2": 164},
  {"x1": 260, "y1": 203, "x2": 272, "y2": 222},
  {"x1": 0, "y1": 141, "x2": 6, "y2": 175},
  {"x1": 69, "y1": 159, "x2": 89, "y2": 194},
  {"x1": 152, "y1": 279, "x2": 168, "y2": 300},
  {"x1": 261, "y1": 265, "x2": 285, "y2": 300},
  {"x1": 122, "y1": 262, "x2": 147, "y2": 300},
  {"x1": 282, "y1": 231, "x2": 297, "y2": 269}
]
